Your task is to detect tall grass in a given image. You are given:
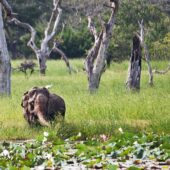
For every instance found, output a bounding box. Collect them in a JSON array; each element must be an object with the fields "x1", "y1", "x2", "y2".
[{"x1": 0, "y1": 59, "x2": 170, "y2": 140}]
